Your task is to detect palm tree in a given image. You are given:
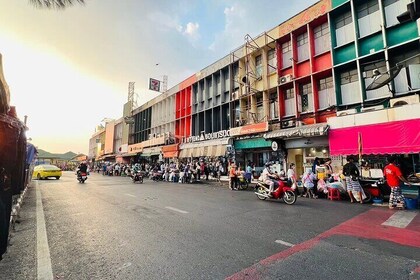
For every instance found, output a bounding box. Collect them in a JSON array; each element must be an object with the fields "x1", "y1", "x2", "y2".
[{"x1": 29, "y1": 0, "x2": 85, "y2": 9}]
